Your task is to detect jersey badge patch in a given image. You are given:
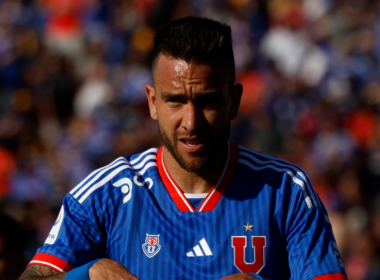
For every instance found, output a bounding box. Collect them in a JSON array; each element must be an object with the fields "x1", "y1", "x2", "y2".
[
  {"x1": 45, "y1": 205, "x2": 64, "y2": 245},
  {"x1": 142, "y1": 234, "x2": 161, "y2": 258},
  {"x1": 232, "y1": 236, "x2": 266, "y2": 273}
]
